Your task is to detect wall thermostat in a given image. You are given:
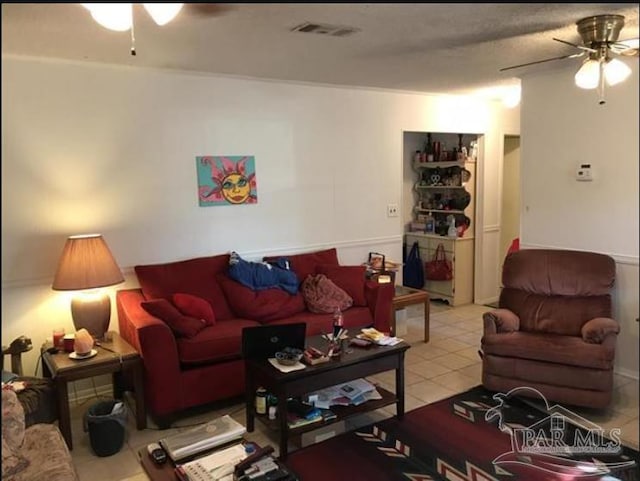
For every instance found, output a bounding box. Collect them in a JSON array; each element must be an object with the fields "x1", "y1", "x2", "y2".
[{"x1": 576, "y1": 163, "x2": 593, "y2": 181}]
